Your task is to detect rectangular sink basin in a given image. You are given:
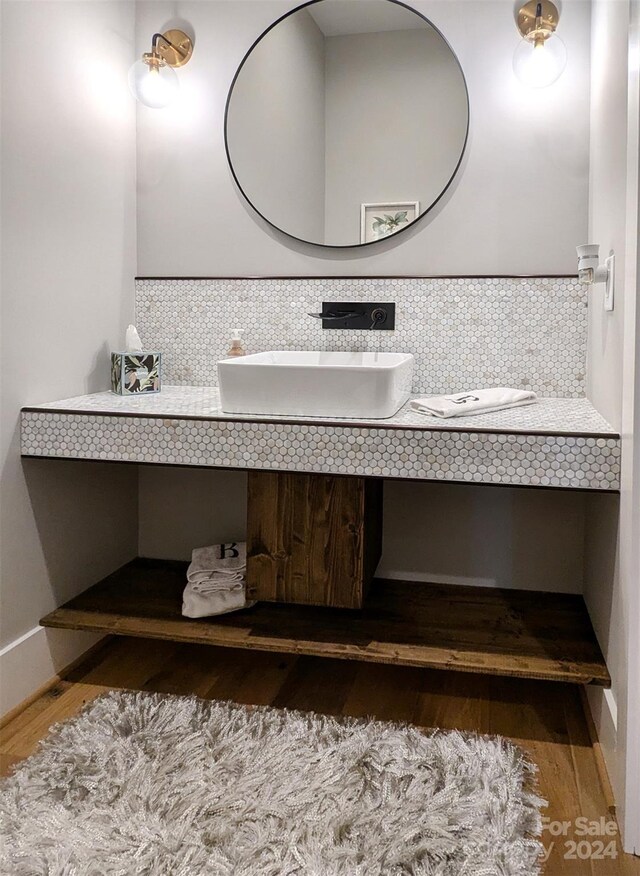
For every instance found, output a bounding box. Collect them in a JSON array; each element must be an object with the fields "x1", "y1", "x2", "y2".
[{"x1": 218, "y1": 351, "x2": 414, "y2": 419}]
